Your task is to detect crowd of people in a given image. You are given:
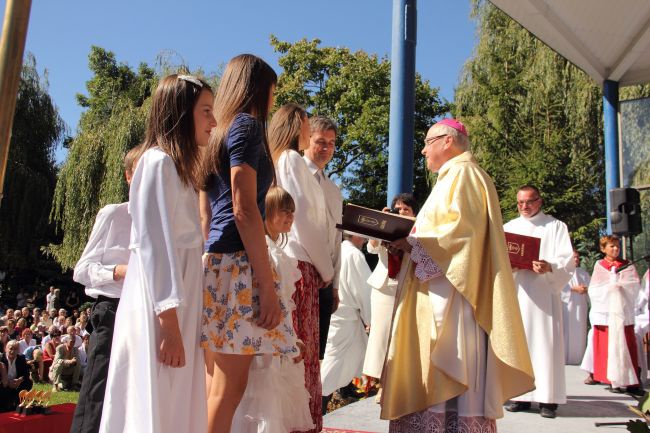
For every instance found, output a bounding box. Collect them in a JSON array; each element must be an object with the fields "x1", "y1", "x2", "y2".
[
  {"x1": 0, "y1": 298, "x2": 91, "y2": 411},
  {"x1": 0, "y1": 52, "x2": 647, "y2": 433}
]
